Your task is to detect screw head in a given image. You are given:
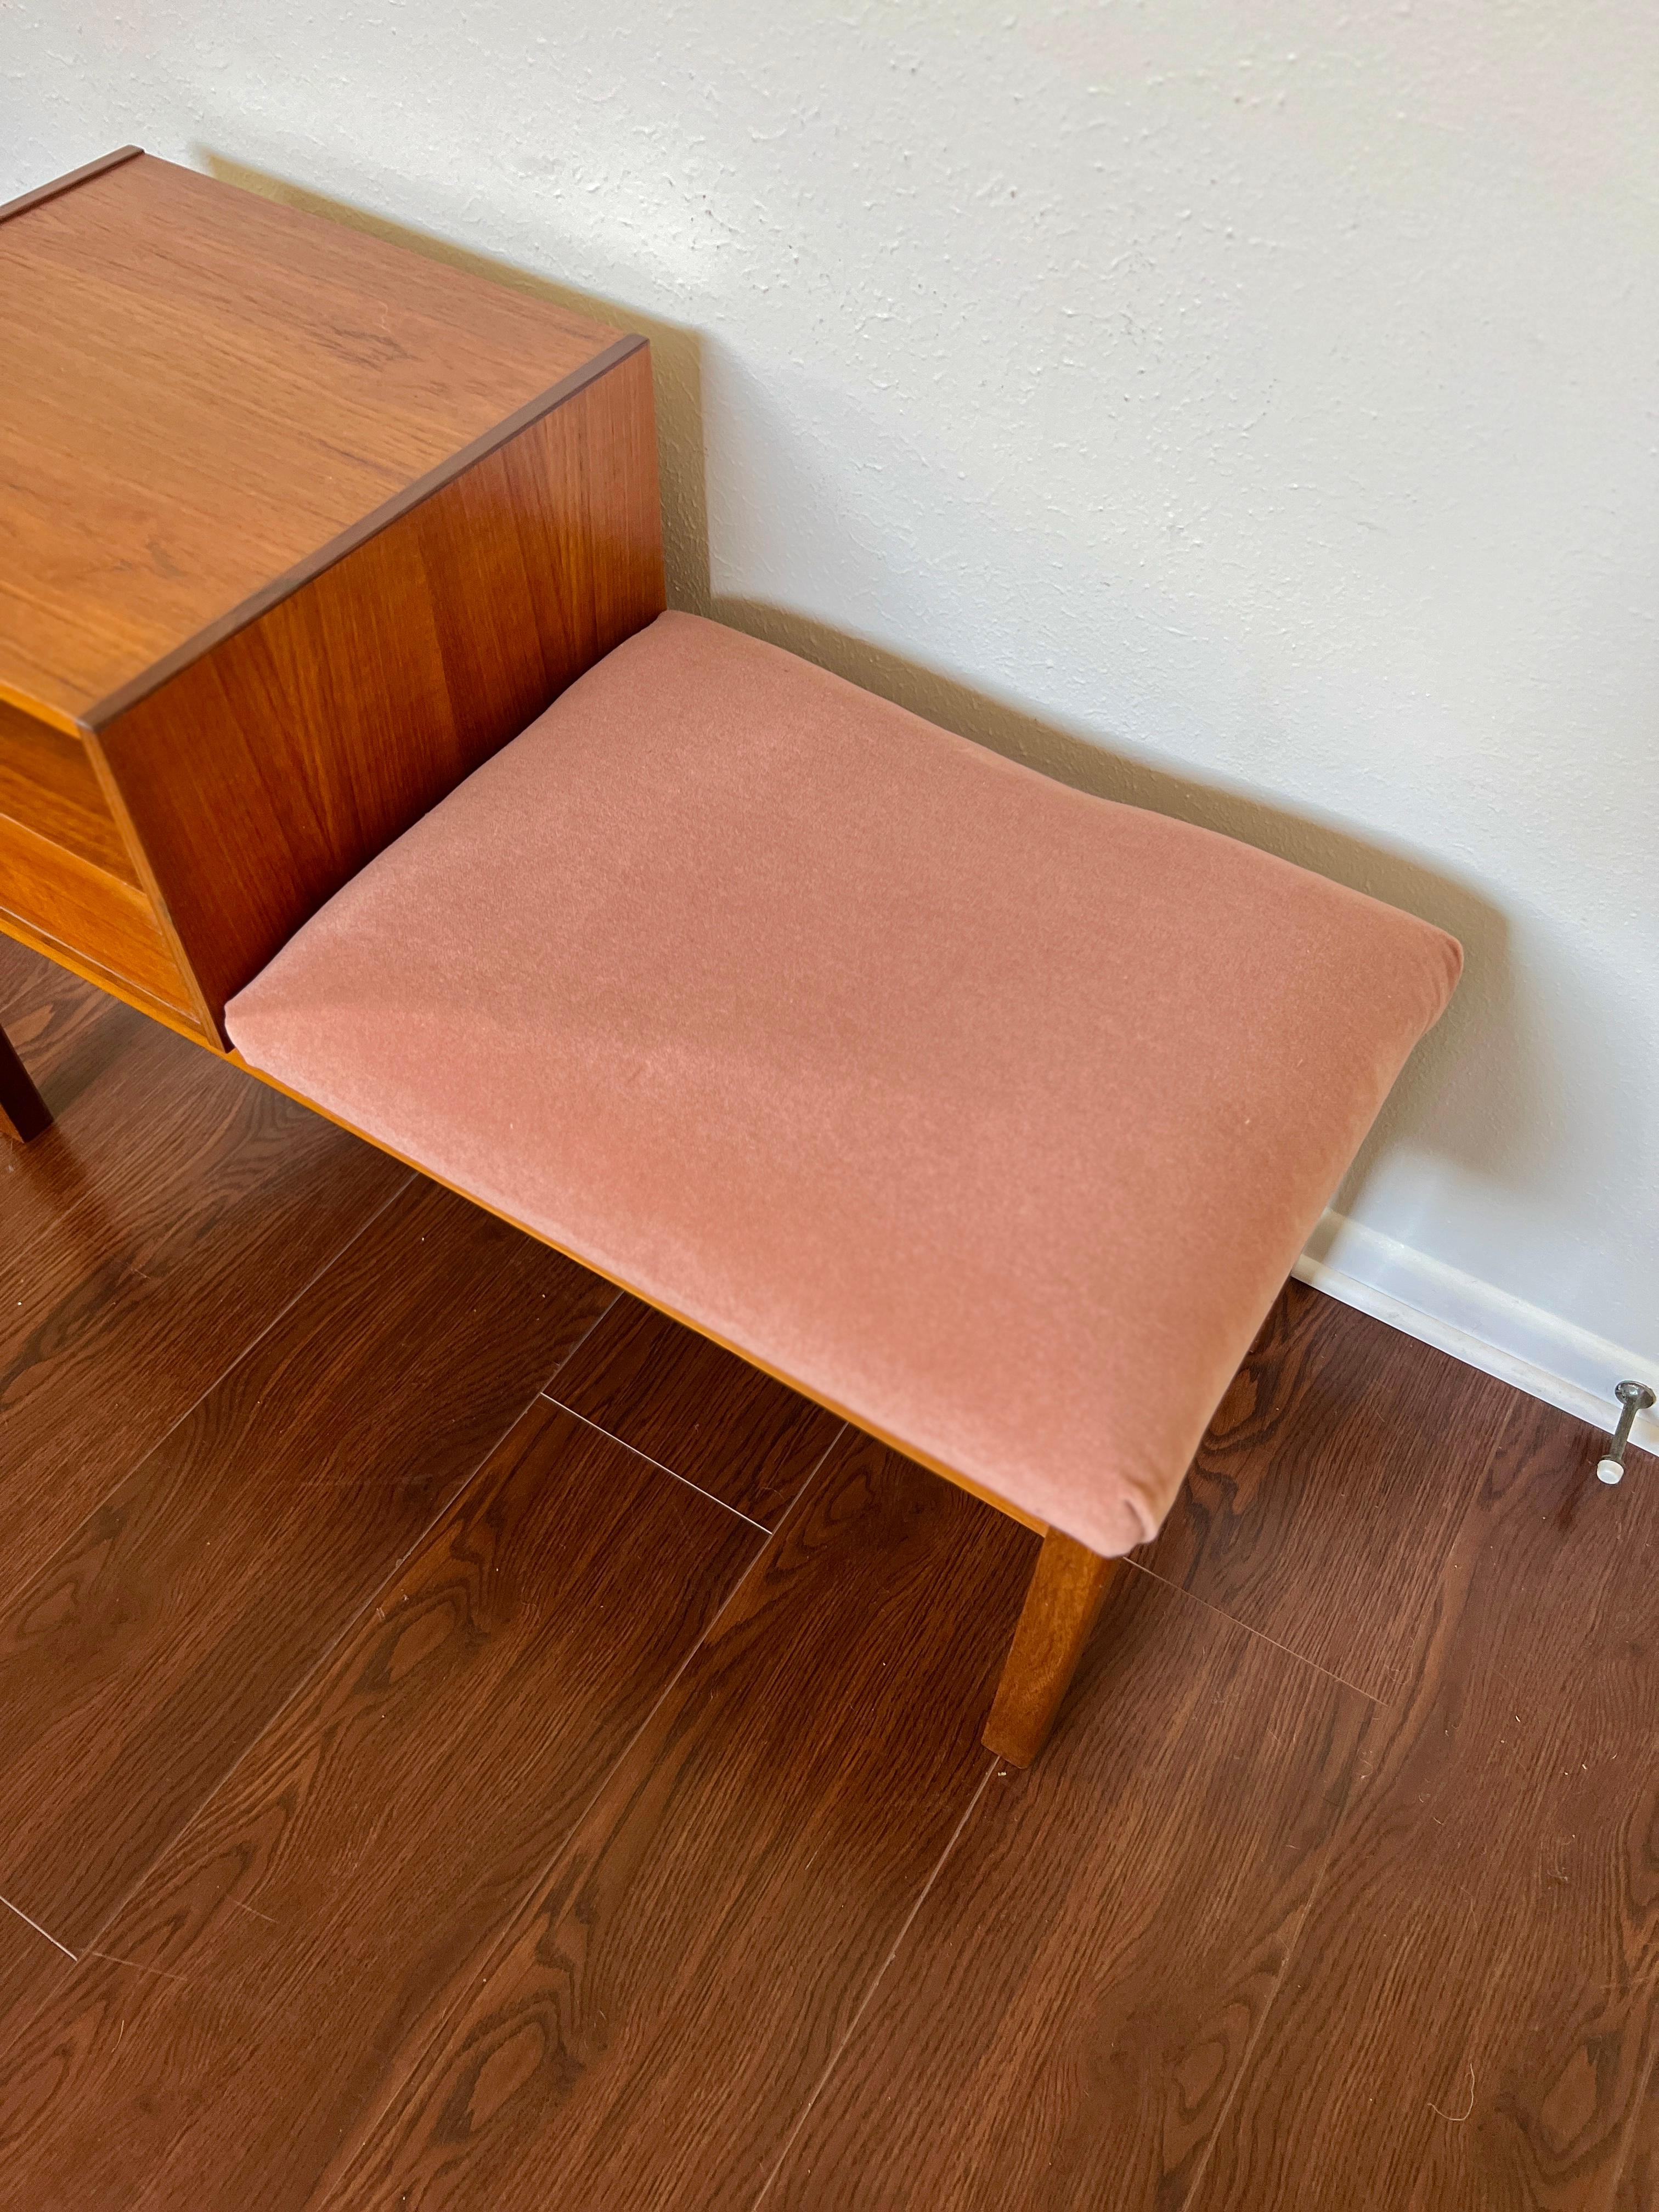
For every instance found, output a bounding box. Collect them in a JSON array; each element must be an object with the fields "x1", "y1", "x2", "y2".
[{"x1": 1615, "y1": 1380, "x2": 1656, "y2": 1412}]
